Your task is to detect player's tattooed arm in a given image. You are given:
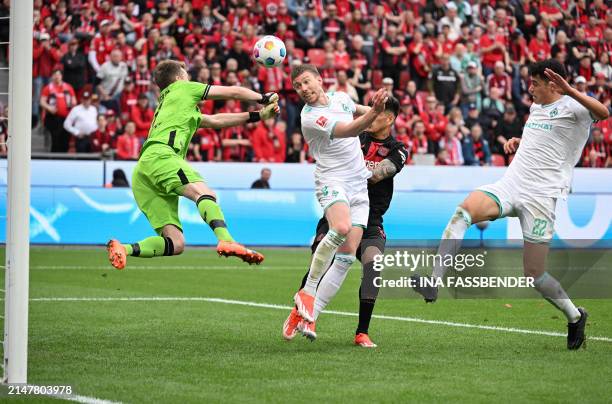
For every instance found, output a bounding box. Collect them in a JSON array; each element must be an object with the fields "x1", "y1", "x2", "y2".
[{"x1": 369, "y1": 159, "x2": 398, "y2": 184}]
